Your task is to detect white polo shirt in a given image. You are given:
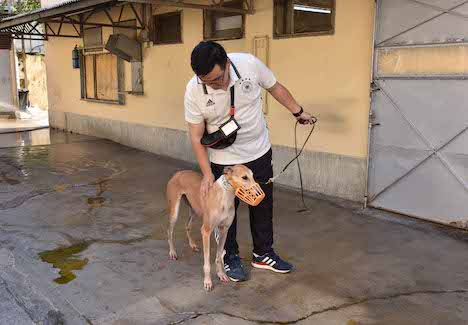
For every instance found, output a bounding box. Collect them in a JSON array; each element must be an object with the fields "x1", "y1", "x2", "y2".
[{"x1": 184, "y1": 53, "x2": 277, "y2": 165}]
